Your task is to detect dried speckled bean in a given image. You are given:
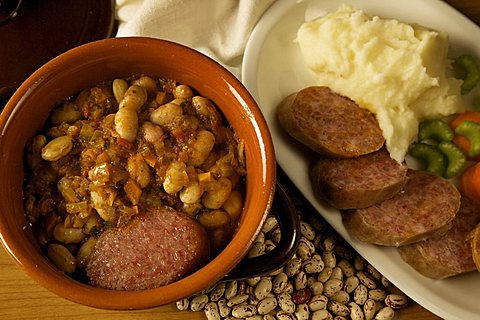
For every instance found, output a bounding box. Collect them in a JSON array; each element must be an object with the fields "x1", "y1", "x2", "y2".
[
  {"x1": 285, "y1": 258, "x2": 302, "y2": 277},
  {"x1": 323, "y1": 278, "x2": 343, "y2": 297},
  {"x1": 309, "y1": 281, "x2": 324, "y2": 295},
  {"x1": 318, "y1": 267, "x2": 333, "y2": 283},
  {"x1": 210, "y1": 283, "x2": 226, "y2": 302},
  {"x1": 276, "y1": 310, "x2": 296, "y2": 320},
  {"x1": 300, "y1": 221, "x2": 316, "y2": 240},
  {"x1": 205, "y1": 302, "x2": 221, "y2": 320},
  {"x1": 231, "y1": 304, "x2": 257, "y2": 318},
  {"x1": 353, "y1": 284, "x2": 368, "y2": 305},
  {"x1": 217, "y1": 299, "x2": 231, "y2": 317},
  {"x1": 357, "y1": 271, "x2": 377, "y2": 290},
  {"x1": 327, "y1": 301, "x2": 350, "y2": 316},
  {"x1": 224, "y1": 281, "x2": 238, "y2": 299},
  {"x1": 277, "y1": 292, "x2": 296, "y2": 313},
  {"x1": 257, "y1": 297, "x2": 277, "y2": 315},
  {"x1": 363, "y1": 299, "x2": 376, "y2": 320},
  {"x1": 227, "y1": 294, "x2": 249, "y2": 307},
  {"x1": 344, "y1": 276, "x2": 360, "y2": 294},
  {"x1": 312, "y1": 309, "x2": 333, "y2": 320},
  {"x1": 384, "y1": 293, "x2": 409, "y2": 309},
  {"x1": 295, "y1": 303, "x2": 310, "y2": 320},
  {"x1": 330, "y1": 290, "x2": 349, "y2": 304},
  {"x1": 294, "y1": 270, "x2": 308, "y2": 290},
  {"x1": 273, "y1": 272, "x2": 289, "y2": 294},
  {"x1": 174, "y1": 196, "x2": 411, "y2": 320},
  {"x1": 374, "y1": 306, "x2": 395, "y2": 320},
  {"x1": 176, "y1": 298, "x2": 190, "y2": 311},
  {"x1": 254, "y1": 278, "x2": 272, "y2": 300},
  {"x1": 368, "y1": 289, "x2": 387, "y2": 302},
  {"x1": 309, "y1": 294, "x2": 329, "y2": 311},
  {"x1": 190, "y1": 294, "x2": 209, "y2": 312}
]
